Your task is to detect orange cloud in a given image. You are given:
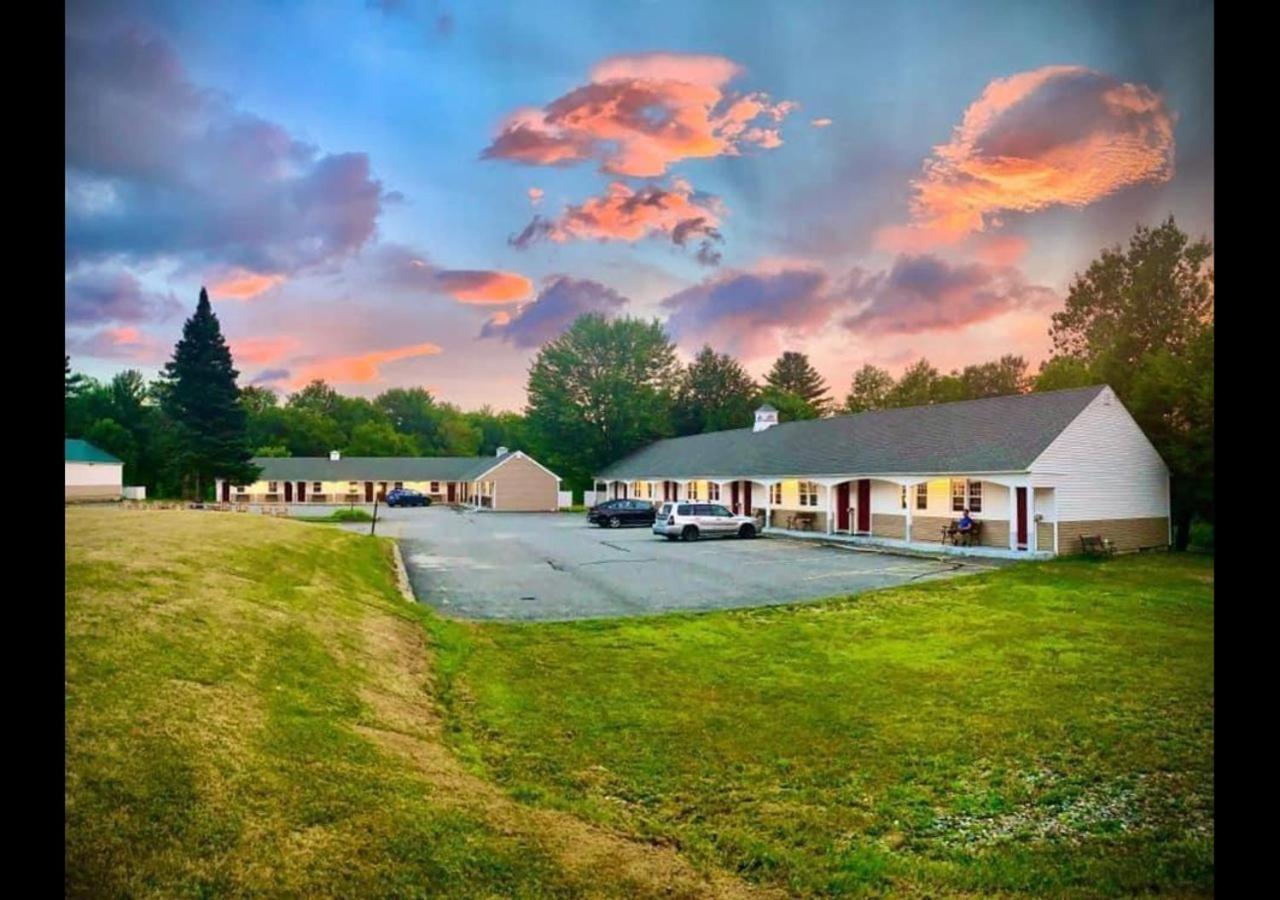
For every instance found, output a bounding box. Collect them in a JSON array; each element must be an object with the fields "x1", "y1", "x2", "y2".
[
  {"x1": 482, "y1": 52, "x2": 796, "y2": 177},
  {"x1": 528, "y1": 187, "x2": 544, "y2": 205},
  {"x1": 879, "y1": 65, "x2": 1176, "y2": 250},
  {"x1": 972, "y1": 233, "x2": 1030, "y2": 266},
  {"x1": 291, "y1": 342, "x2": 443, "y2": 387},
  {"x1": 435, "y1": 270, "x2": 533, "y2": 304},
  {"x1": 209, "y1": 269, "x2": 287, "y2": 299},
  {"x1": 231, "y1": 336, "x2": 301, "y2": 365},
  {"x1": 515, "y1": 179, "x2": 723, "y2": 247}
]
